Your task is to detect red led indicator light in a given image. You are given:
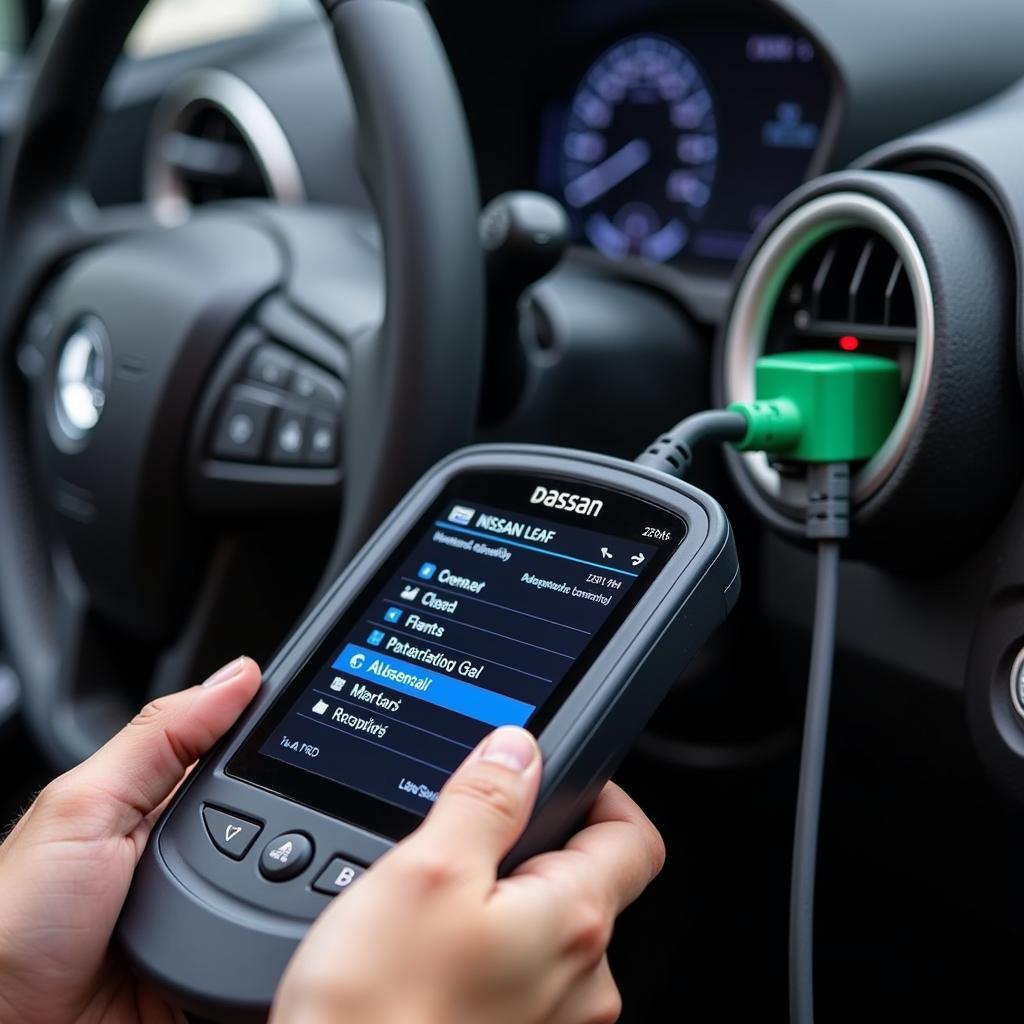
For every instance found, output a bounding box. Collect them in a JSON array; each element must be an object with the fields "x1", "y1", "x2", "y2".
[{"x1": 839, "y1": 335, "x2": 860, "y2": 352}]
